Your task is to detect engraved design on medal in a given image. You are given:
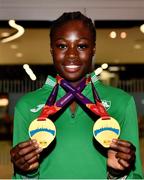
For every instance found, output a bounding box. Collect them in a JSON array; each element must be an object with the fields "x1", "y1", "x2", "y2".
[
  {"x1": 29, "y1": 118, "x2": 56, "y2": 148},
  {"x1": 93, "y1": 117, "x2": 120, "y2": 148}
]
